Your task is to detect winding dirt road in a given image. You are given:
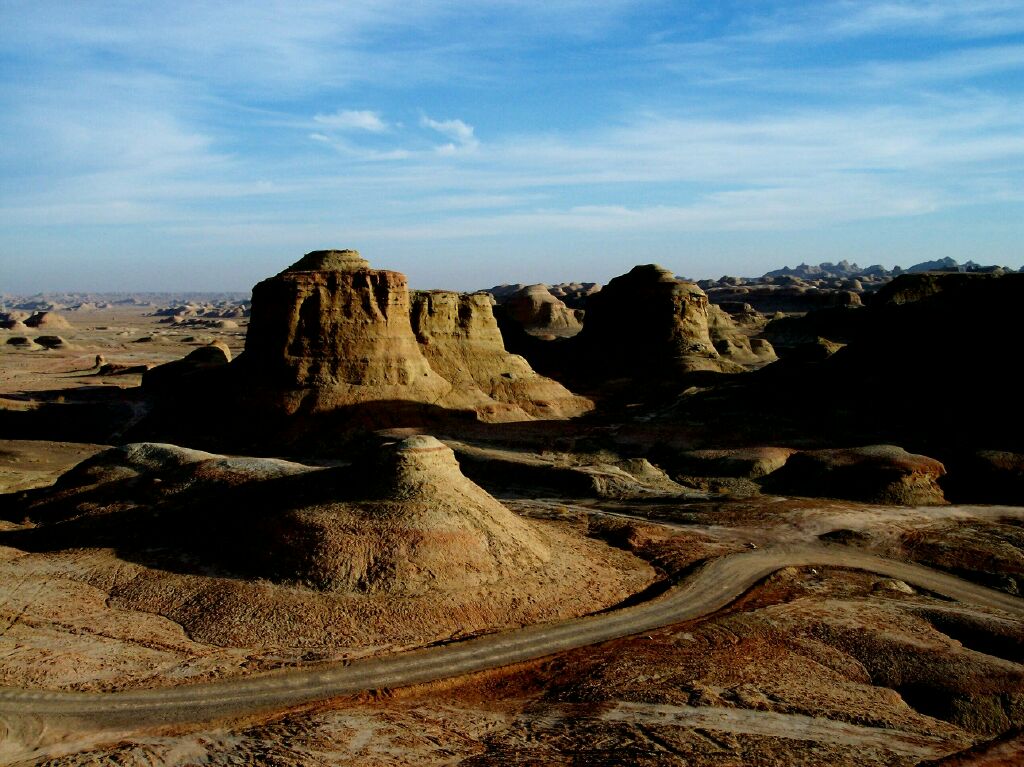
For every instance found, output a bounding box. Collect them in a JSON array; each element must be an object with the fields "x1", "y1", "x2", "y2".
[{"x1": 1, "y1": 543, "x2": 1020, "y2": 733}]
